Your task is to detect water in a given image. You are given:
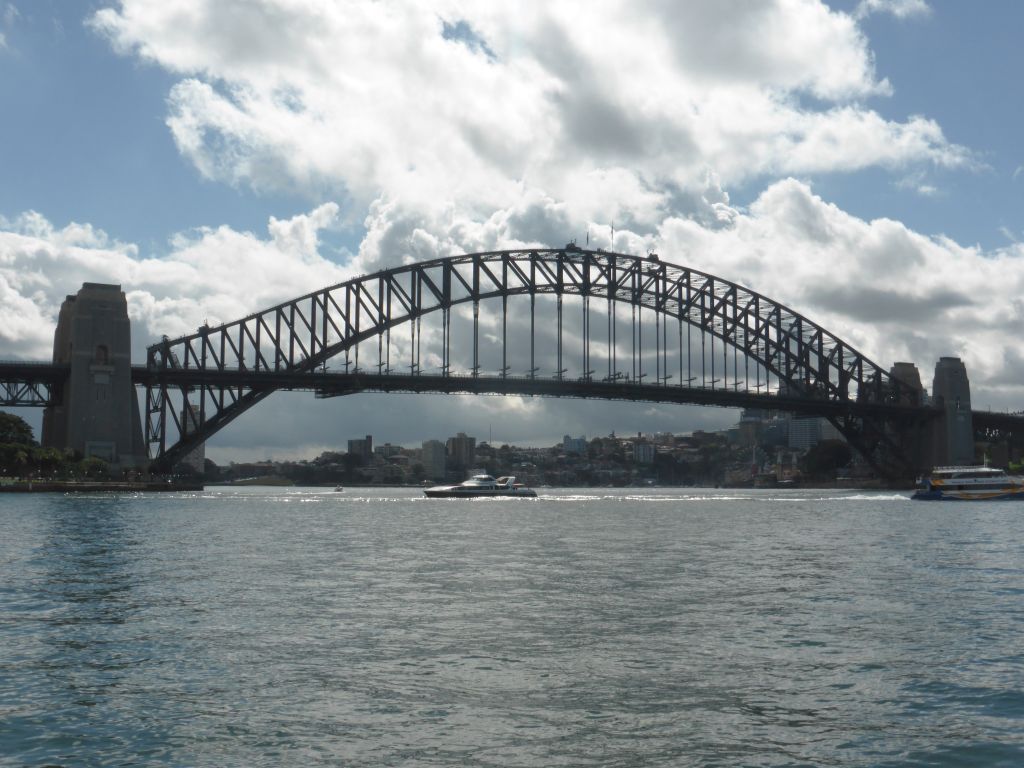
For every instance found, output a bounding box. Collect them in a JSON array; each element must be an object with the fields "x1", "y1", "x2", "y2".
[{"x1": 2, "y1": 487, "x2": 1023, "y2": 767}]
